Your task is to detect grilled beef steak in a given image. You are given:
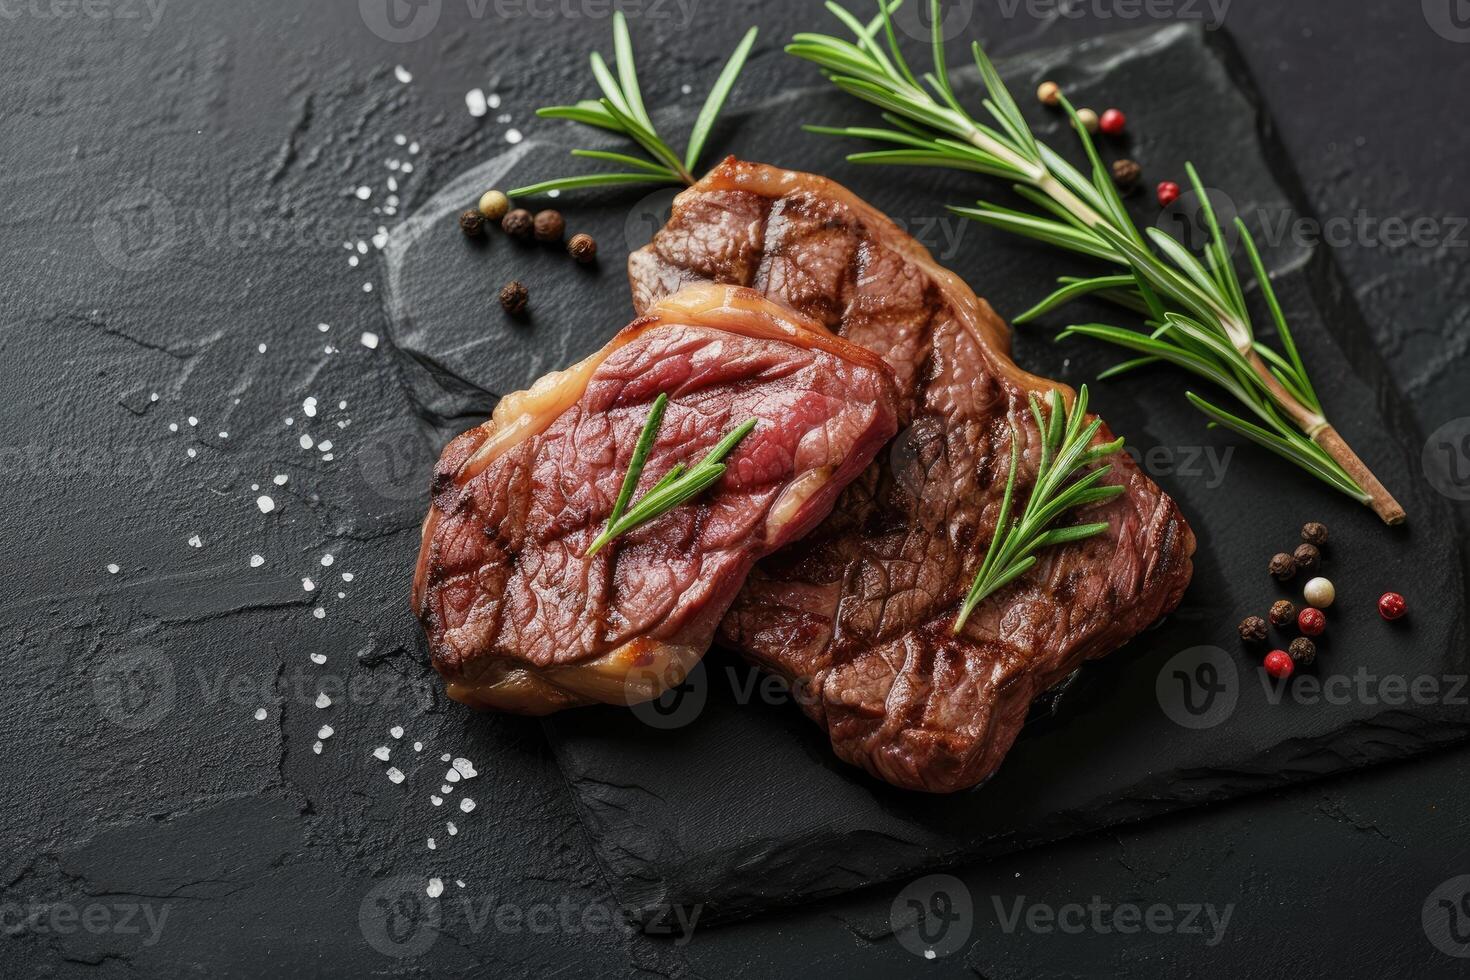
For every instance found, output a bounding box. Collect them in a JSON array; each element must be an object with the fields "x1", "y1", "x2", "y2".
[
  {"x1": 630, "y1": 159, "x2": 1196, "y2": 793},
  {"x1": 413, "y1": 284, "x2": 900, "y2": 714}
]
